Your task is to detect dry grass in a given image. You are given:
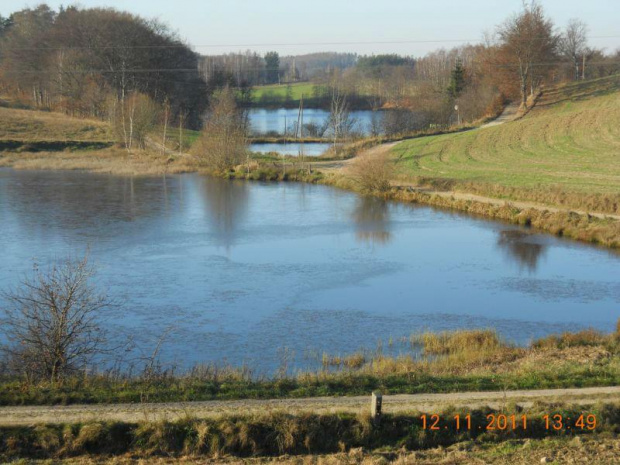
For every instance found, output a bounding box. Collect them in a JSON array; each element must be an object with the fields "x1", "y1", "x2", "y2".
[
  {"x1": 410, "y1": 329, "x2": 502, "y2": 355},
  {"x1": 348, "y1": 150, "x2": 394, "y2": 193},
  {"x1": 2, "y1": 403, "x2": 620, "y2": 462},
  {"x1": 0, "y1": 106, "x2": 112, "y2": 142},
  {"x1": 21, "y1": 436, "x2": 620, "y2": 464},
  {"x1": 0, "y1": 147, "x2": 197, "y2": 176},
  {"x1": 389, "y1": 187, "x2": 620, "y2": 248}
]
